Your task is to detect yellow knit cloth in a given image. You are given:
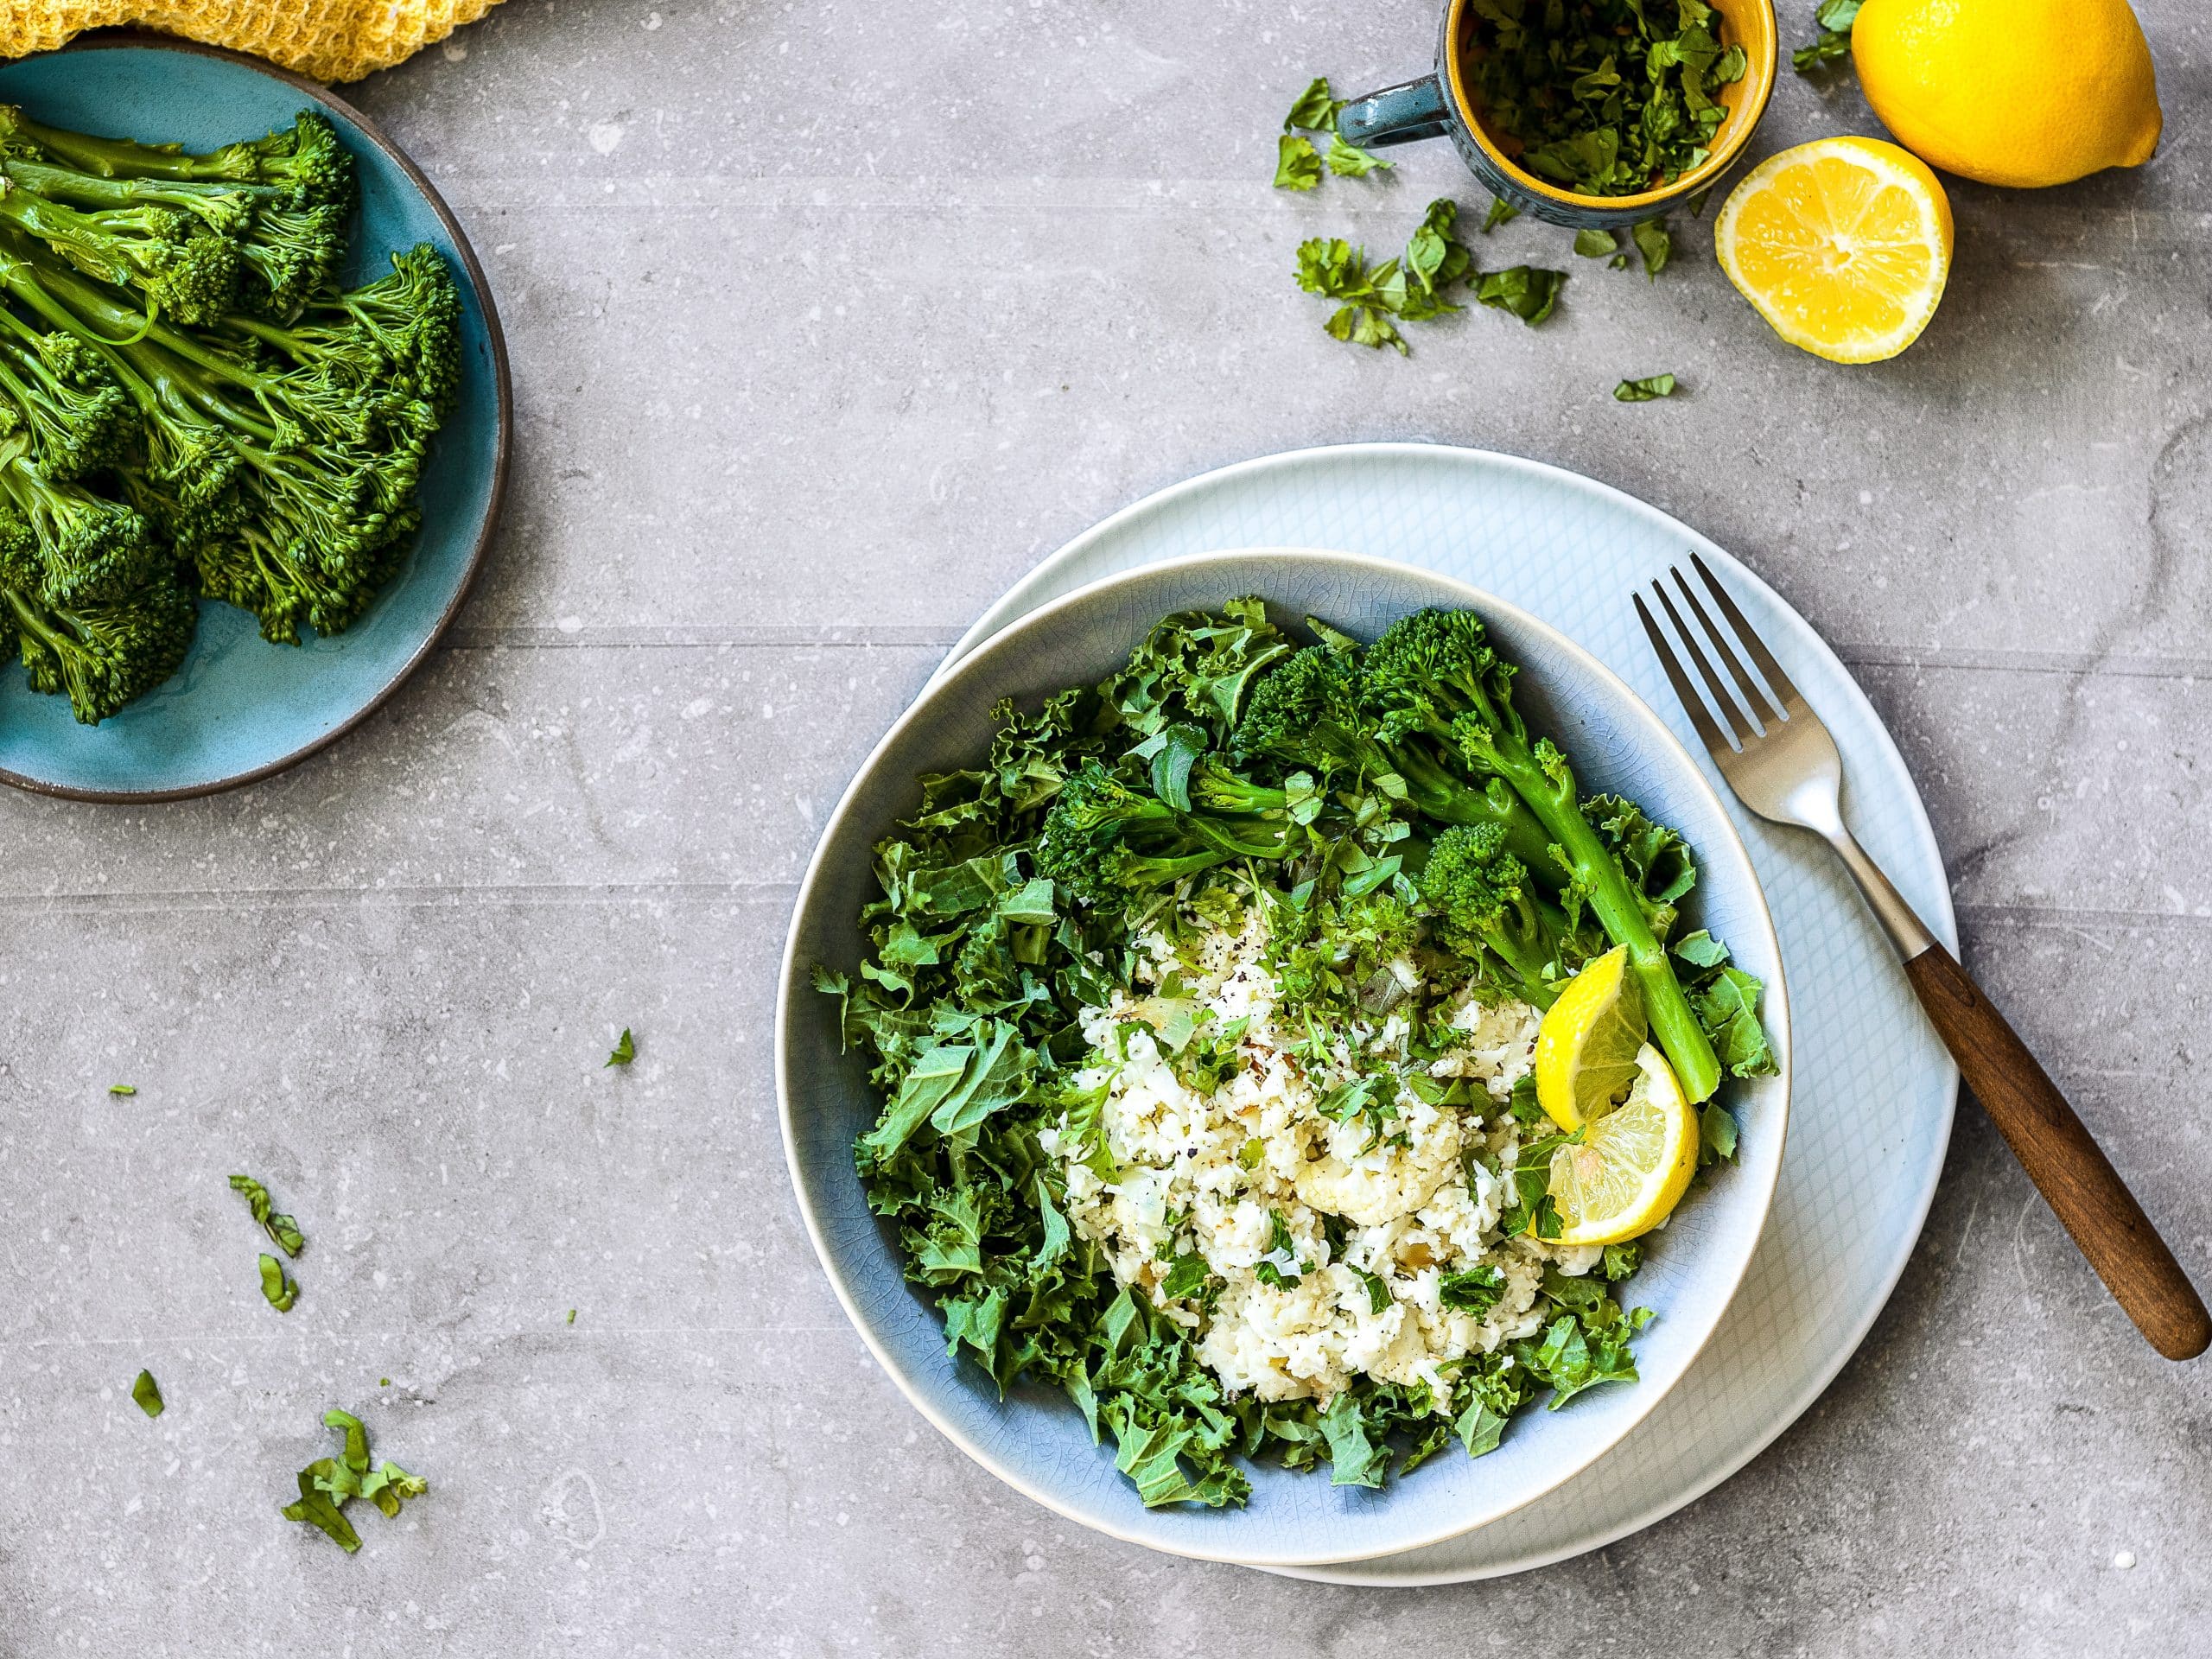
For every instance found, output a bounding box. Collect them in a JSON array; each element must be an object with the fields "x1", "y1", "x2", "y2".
[{"x1": 0, "y1": 1, "x2": 504, "y2": 84}]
